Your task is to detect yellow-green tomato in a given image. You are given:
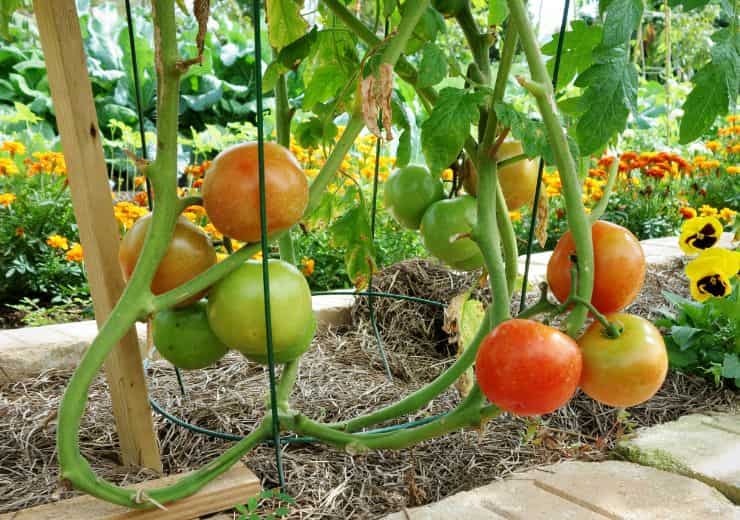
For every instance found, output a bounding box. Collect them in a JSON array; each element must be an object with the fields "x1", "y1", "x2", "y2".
[
  {"x1": 206, "y1": 259, "x2": 316, "y2": 364},
  {"x1": 578, "y1": 313, "x2": 668, "y2": 408},
  {"x1": 384, "y1": 164, "x2": 445, "y2": 230},
  {"x1": 419, "y1": 195, "x2": 484, "y2": 271},
  {"x1": 152, "y1": 301, "x2": 229, "y2": 370}
]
